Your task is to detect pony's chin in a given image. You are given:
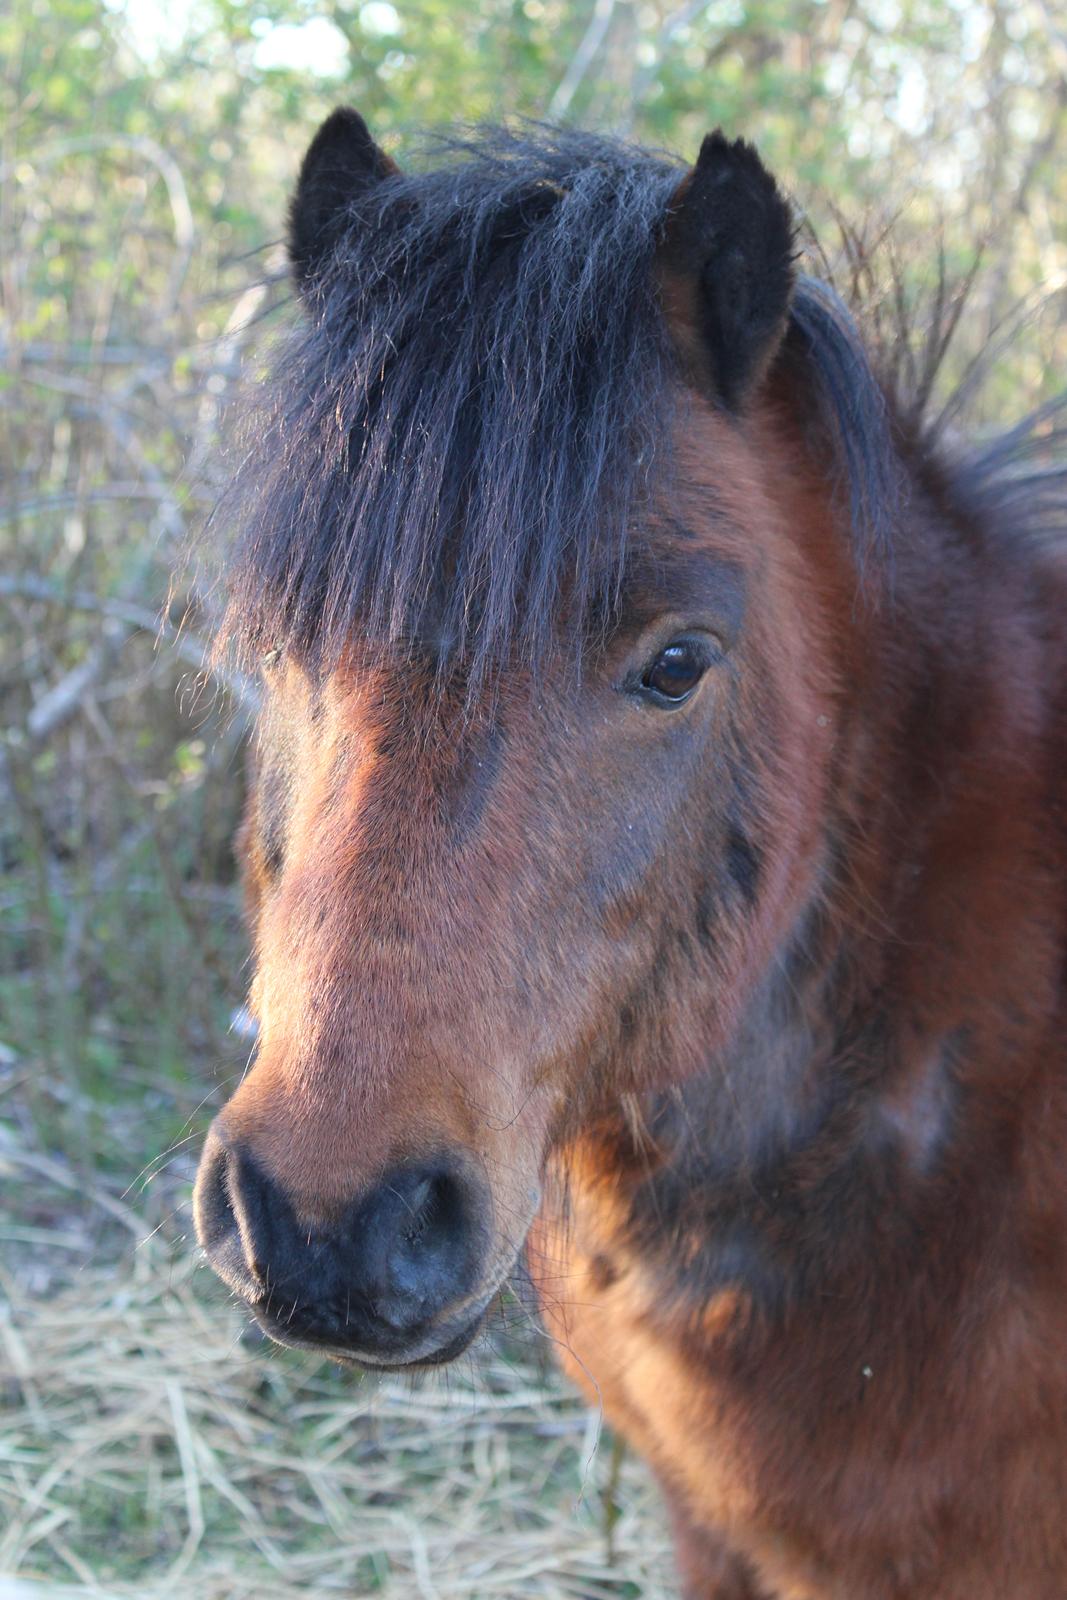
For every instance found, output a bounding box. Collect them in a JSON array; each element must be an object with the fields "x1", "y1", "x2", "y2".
[
  {"x1": 249, "y1": 1304, "x2": 486, "y2": 1372},
  {"x1": 347, "y1": 1316, "x2": 485, "y2": 1371}
]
